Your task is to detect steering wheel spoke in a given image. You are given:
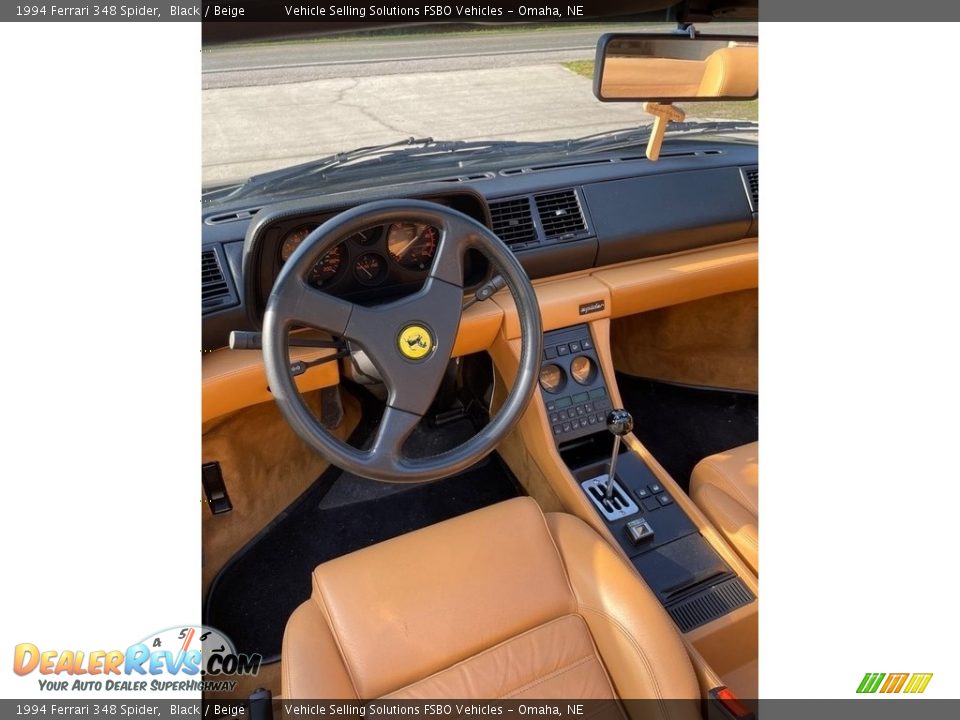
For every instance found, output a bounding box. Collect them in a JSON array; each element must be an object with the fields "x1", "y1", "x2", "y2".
[
  {"x1": 428, "y1": 215, "x2": 475, "y2": 287},
  {"x1": 262, "y1": 199, "x2": 542, "y2": 483},
  {"x1": 272, "y1": 277, "x2": 354, "y2": 336},
  {"x1": 366, "y1": 406, "x2": 423, "y2": 473}
]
